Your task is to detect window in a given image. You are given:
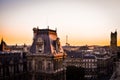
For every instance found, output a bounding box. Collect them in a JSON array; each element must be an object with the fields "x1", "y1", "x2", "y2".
[
  {"x1": 19, "y1": 64, "x2": 23, "y2": 72},
  {"x1": 9, "y1": 66, "x2": 12, "y2": 73},
  {"x1": 36, "y1": 37, "x2": 44, "y2": 53},
  {"x1": 29, "y1": 62, "x2": 32, "y2": 71},
  {"x1": 47, "y1": 63, "x2": 51, "y2": 71},
  {"x1": 86, "y1": 59, "x2": 88, "y2": 62},
  {"x1": 38, "y1": 61, "x2": 42, "y2": 70}
]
